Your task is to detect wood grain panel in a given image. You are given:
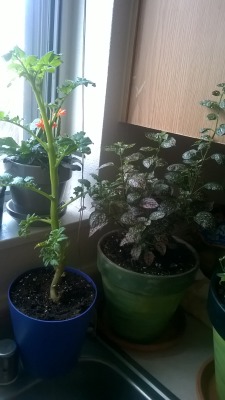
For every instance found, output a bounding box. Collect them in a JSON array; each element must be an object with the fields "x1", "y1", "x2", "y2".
[{"x1": 126, "y1": 0, "x2": 225, "y2": 142}]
